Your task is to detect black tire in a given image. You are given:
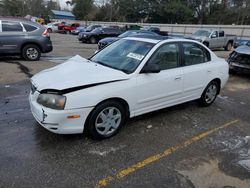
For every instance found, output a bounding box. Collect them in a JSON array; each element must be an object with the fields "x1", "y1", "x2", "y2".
[
  {"x1": 225, "y1": 42, "x2": 232, "y2": 51},
  {"x1": 199, "y1": 81, "x2": 219, "y2": 107},
  {"x1": 86, "y1": 100, "x2": 126, "y2": 139},
  {"x1": 65, "y1": 30, "x2": 71, "y2": 34},
  {"x1": 22, "y1": 44, "x2": 41, "y2": 61},
  {"x1": 47, "y1": 28, "x2": 52, "y2": 33},
  {"x1": 90, "y1": 37, "x2": 97, "y2": 44}
]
